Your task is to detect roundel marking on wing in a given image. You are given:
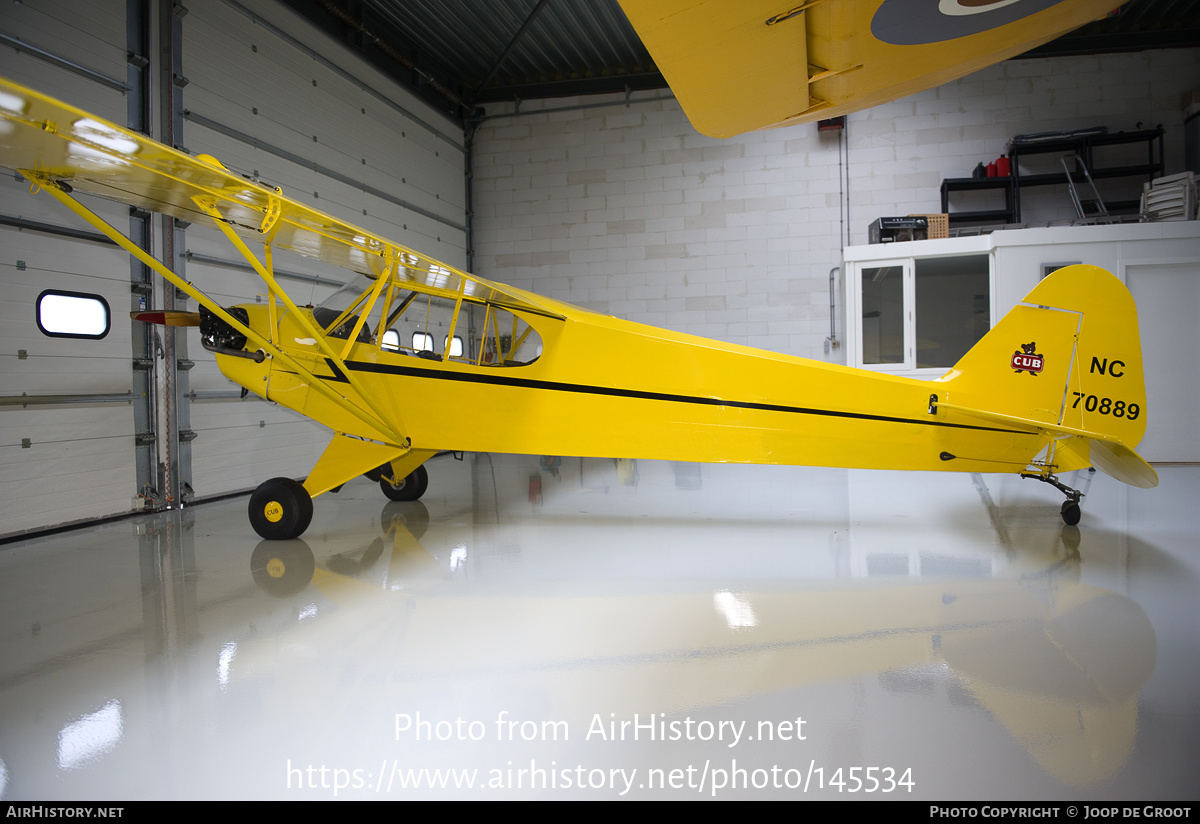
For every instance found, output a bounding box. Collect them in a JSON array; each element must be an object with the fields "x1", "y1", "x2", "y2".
[{"x1": 871, "y1": 0, "x2": 1067, "y2": 45}]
